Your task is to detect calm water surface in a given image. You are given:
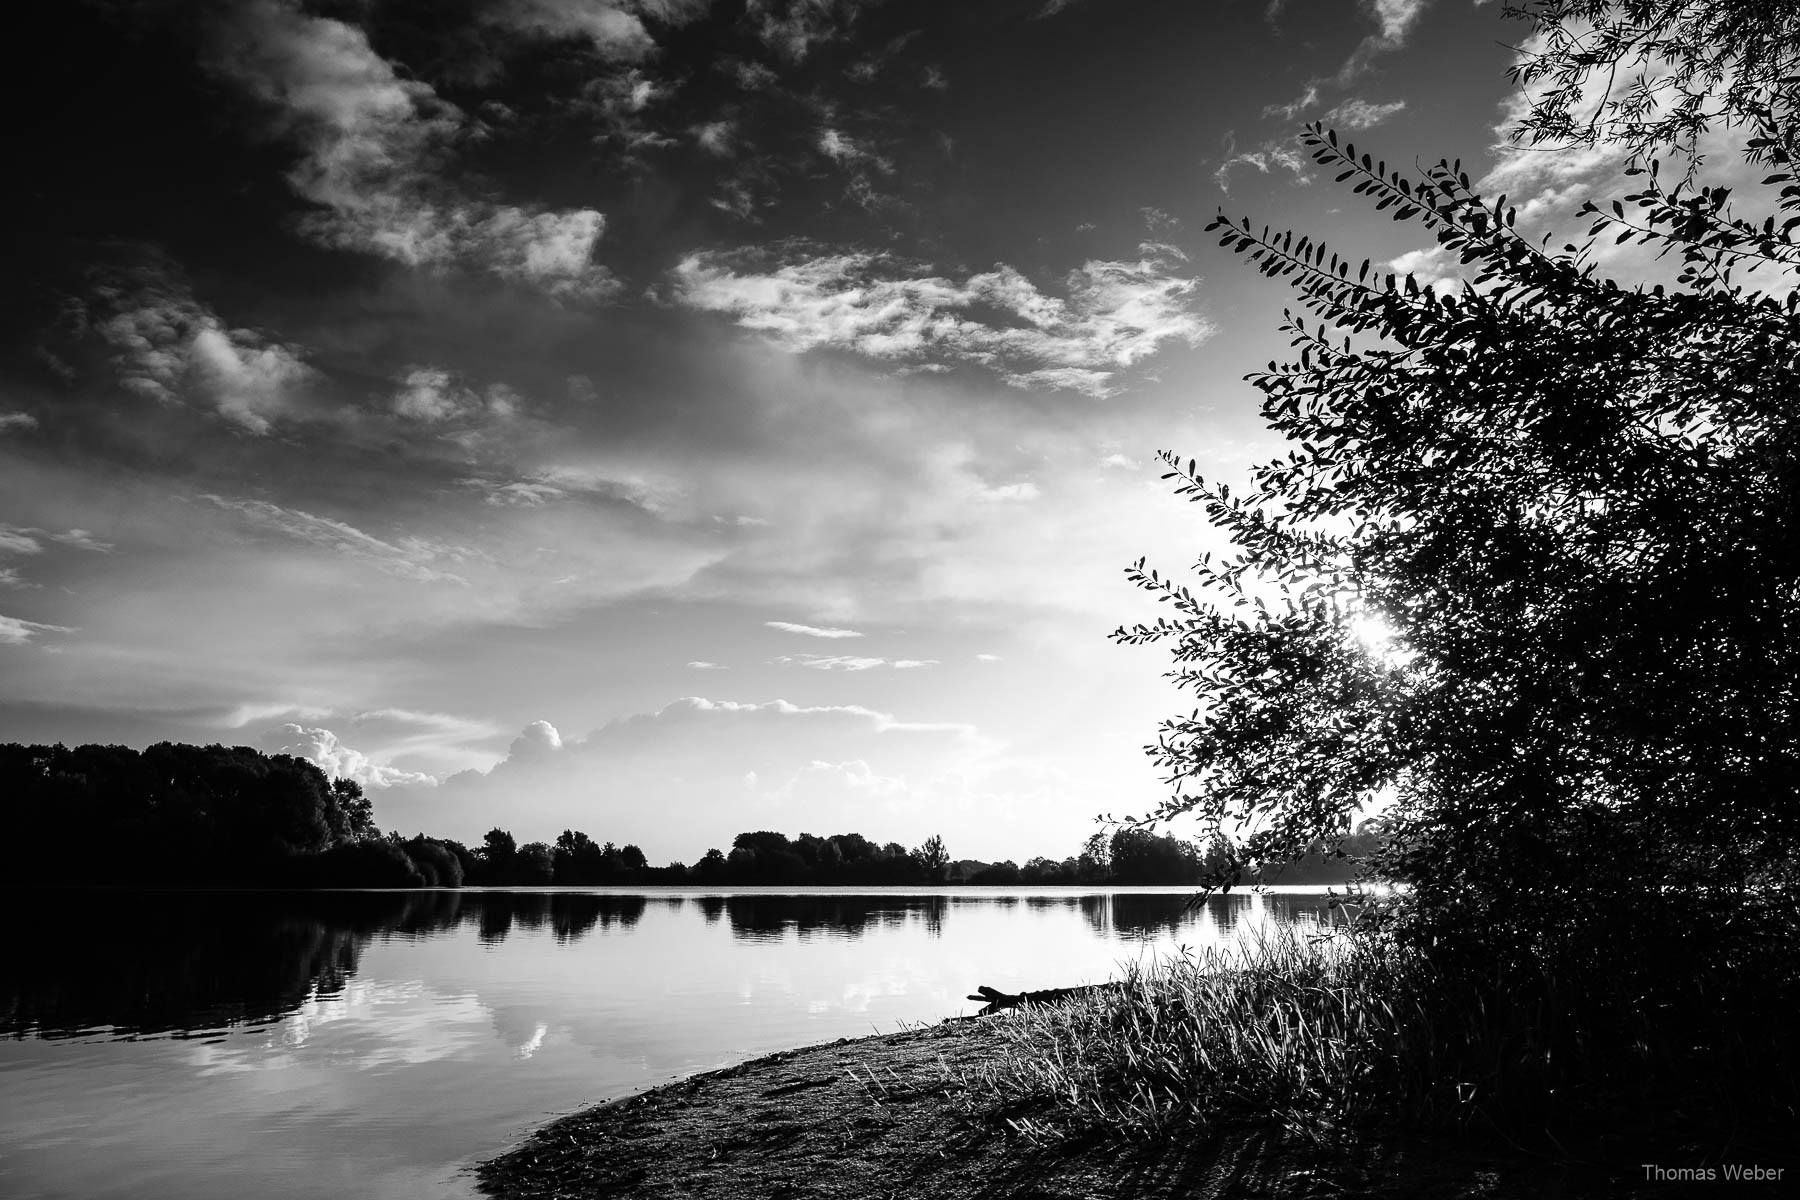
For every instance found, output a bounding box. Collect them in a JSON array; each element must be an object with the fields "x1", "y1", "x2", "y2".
[{"x1": 0, "y1": 887, "x2": 1337, "y2": 1199}]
